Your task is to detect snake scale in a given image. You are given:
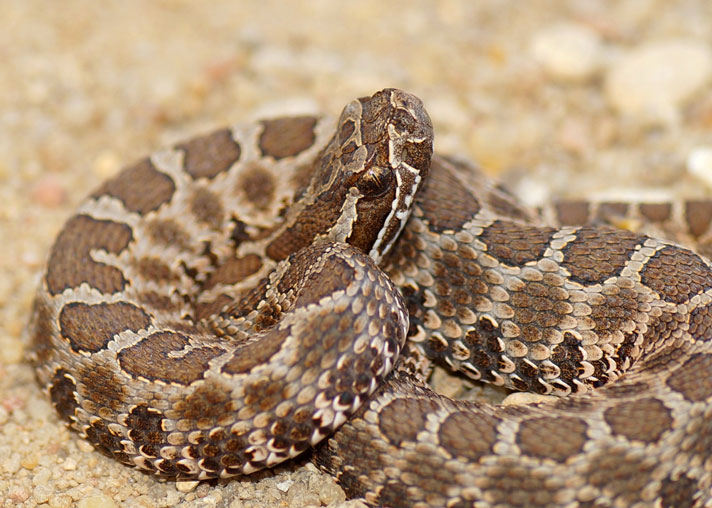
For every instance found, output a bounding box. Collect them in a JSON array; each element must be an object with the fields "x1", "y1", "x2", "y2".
[{"x1": 26, "y1": 89, "x2": 712, "y2": 507}]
